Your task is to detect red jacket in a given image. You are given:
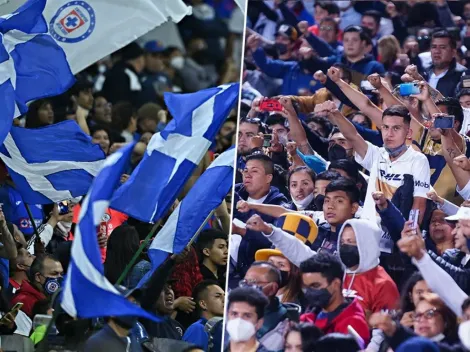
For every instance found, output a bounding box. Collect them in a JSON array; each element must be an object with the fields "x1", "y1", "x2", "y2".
[
  {"x1": 301, "y1": 298, "x2": 370, "y2": 346},
  {"x1": 343, "y1": 265, "x2": 400, "y2": 314},
  {"x1": 11, "y1": 280, "x2": 45, "y2": 318}
]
